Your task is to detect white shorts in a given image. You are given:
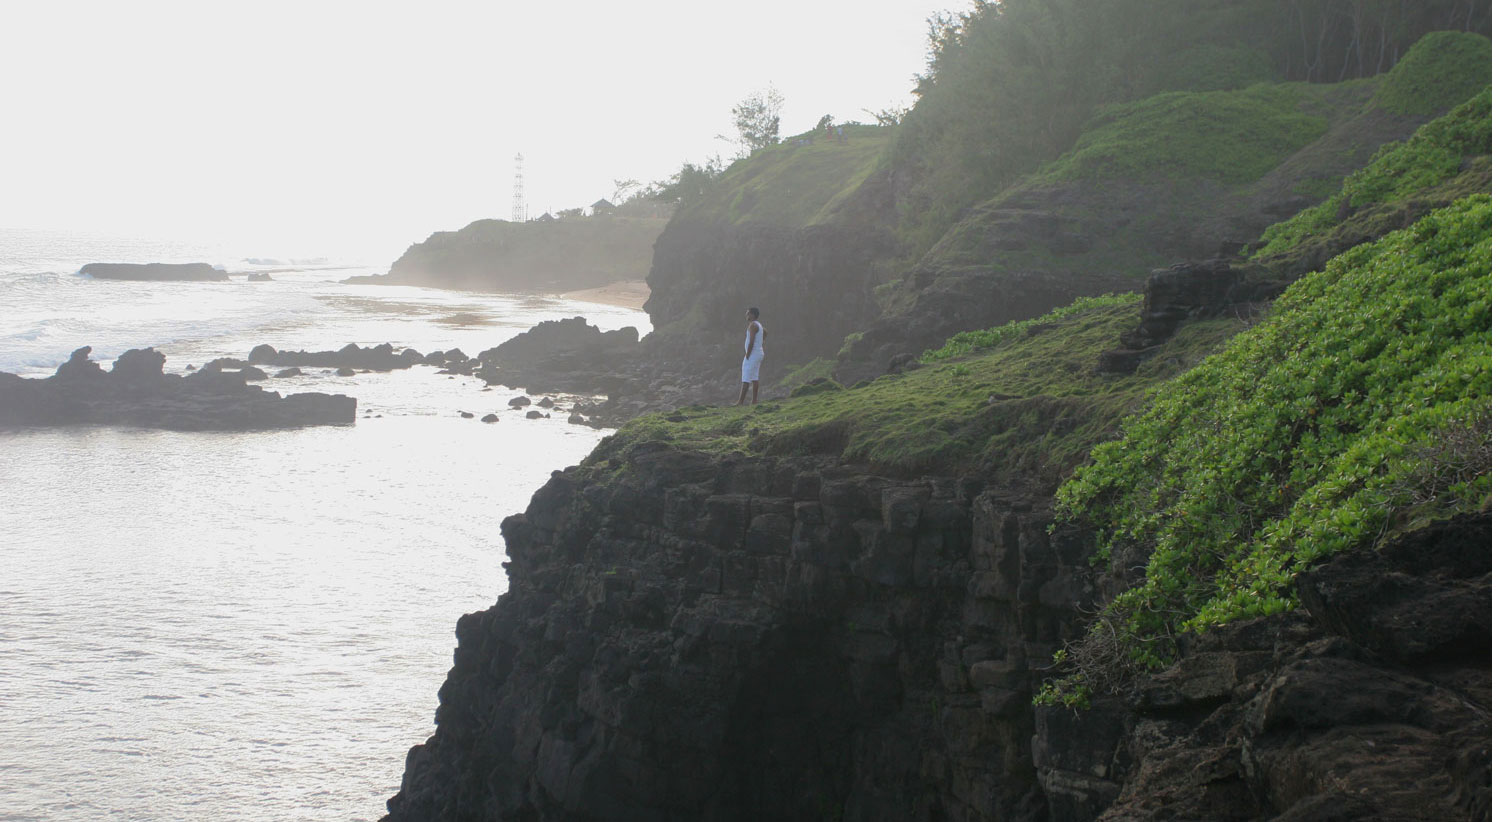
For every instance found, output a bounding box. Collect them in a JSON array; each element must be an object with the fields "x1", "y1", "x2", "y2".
[{"x1": 741, "y1": 352, "x2": 763, "y2": 382}]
